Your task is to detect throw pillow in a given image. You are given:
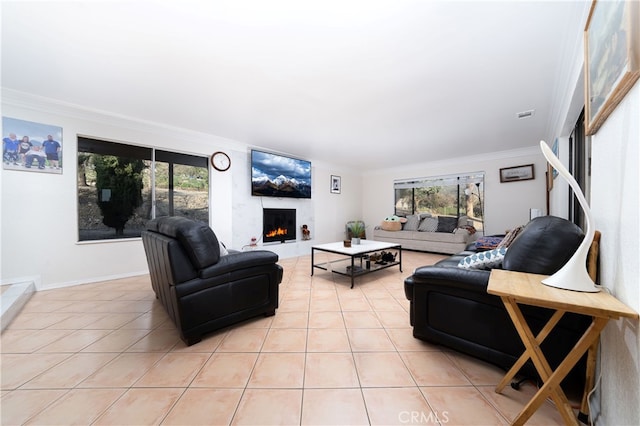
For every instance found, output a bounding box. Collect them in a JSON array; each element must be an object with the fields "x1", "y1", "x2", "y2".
[
  {"x1": 436, "y1": 216, "x2": 458, "y2": 233},
  {"x1": 403, "y1": 214, "x2": 421, "y2": 231},
  {"x1": 418, "y1": 217, "x2": 438, "y2": 232},
  {"x1": 475, "y1": 236, "x2": 504, "y2": 250},
  {"x1": 458, "y1": 247, "x2": 507, "y2": 270},
  {"x1": 497, "y1": 225, "x2": 524, "y2": 249},
  {"x1": 457, "y1": 215, "x2": 469, "y2": 227}
]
